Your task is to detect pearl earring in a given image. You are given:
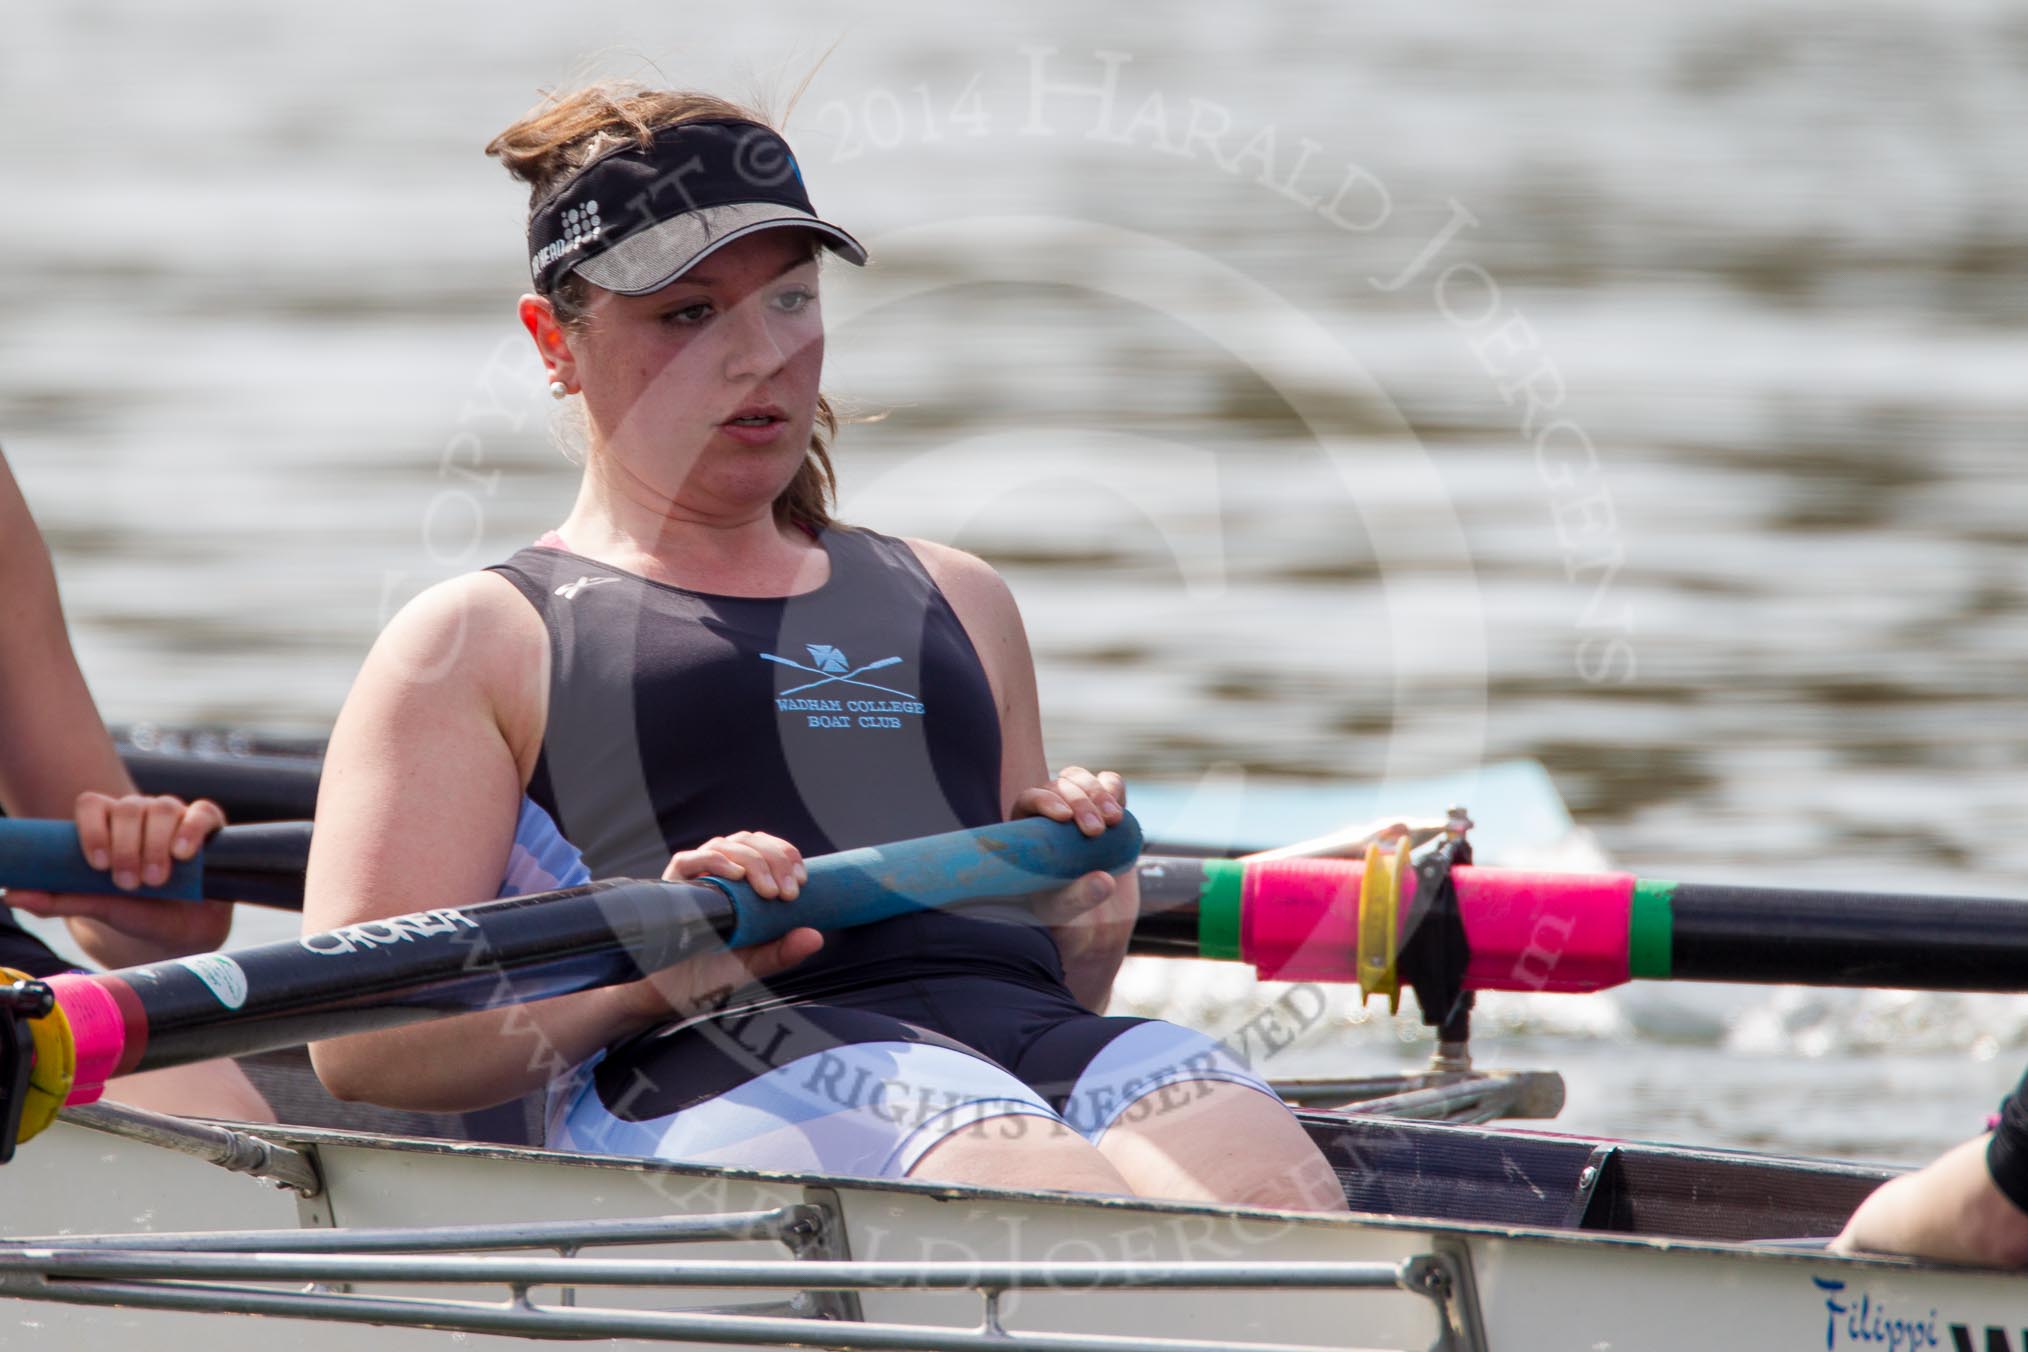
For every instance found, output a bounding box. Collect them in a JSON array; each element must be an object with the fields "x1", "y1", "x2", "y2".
[{"x1": 549, "y1": 380, "x2": 570, "y2": 400}]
